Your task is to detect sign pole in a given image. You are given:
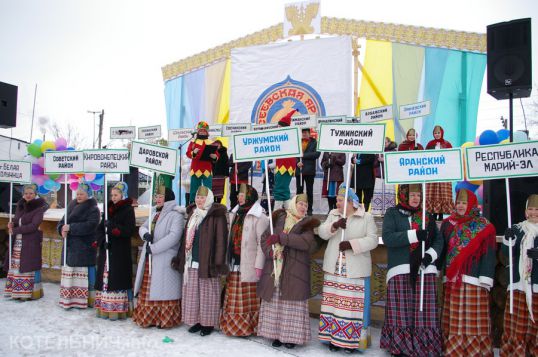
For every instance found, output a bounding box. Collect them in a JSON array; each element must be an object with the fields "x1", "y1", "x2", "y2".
[
  {"x1": 338, "y1": 153, "x2": 352, "y2": 275},
  {"x1": 148, "y1": 172, "x2": 154, "y2": 277},
  {"x1": 419, "y1": 182, "x2": 426, "y2": 312},
  {"x1": 63, "y1": 175, "x2": 68, "y2": 267},
  {"x1": 264, "y1": 159, "x2": 277, "y2": 274},
  {"x1": 381, "y1": 157, "x2": 385, "y2": 214},
  {"x1": 8, "y1": 182, "x2": 13, "y2": 270},
  {"x1": 104, "y1": 175, "x2": 110, "y2": 275},
  {"x1": 506, "y1": 177, "x2": 513, "y2": 314},
  {"x1": 235, "y1": 163, "x2": 238, "y2": 191}
]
